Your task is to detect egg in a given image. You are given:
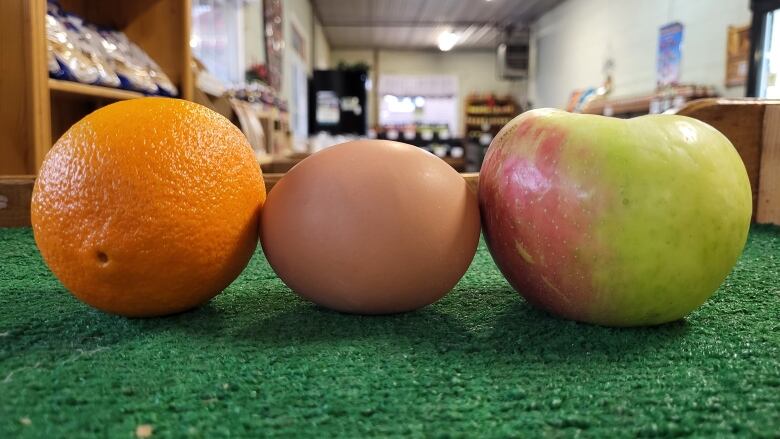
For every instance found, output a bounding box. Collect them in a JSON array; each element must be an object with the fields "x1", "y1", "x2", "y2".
[{"x1": 260, "y1": 140, "x2": 481, "y2": 314}]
